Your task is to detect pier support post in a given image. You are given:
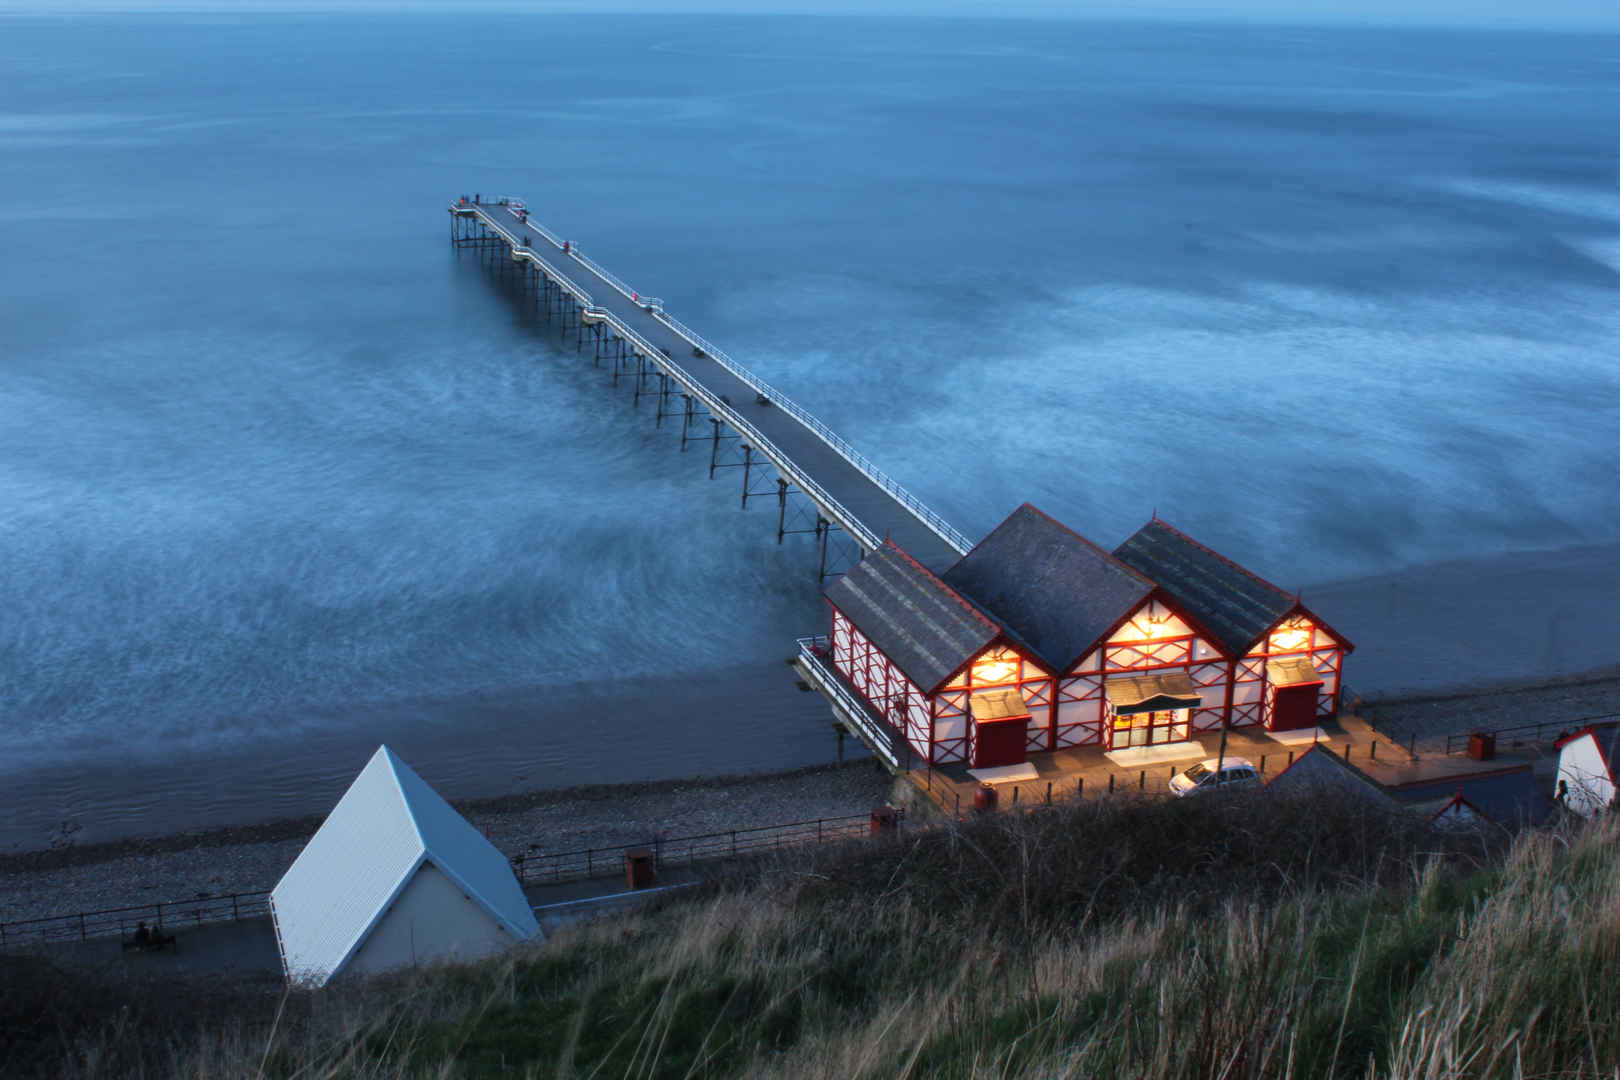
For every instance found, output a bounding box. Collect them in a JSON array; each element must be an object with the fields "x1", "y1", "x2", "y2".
[
  {"x1": 817, "y1": 517, "x2": 830, "y2": 582},
  {"x1": 709, "y1": 419, "x2": 722, "y2": 478},
  {"x1": 776, "y1": 478, "x2": 790, "y2": 543},
  {"x1": 740, "y1": 445, "x2": 754, "y2": 508},
  {"x1": 680, "y1": 395, "x2": 694, "y2": 448}
]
